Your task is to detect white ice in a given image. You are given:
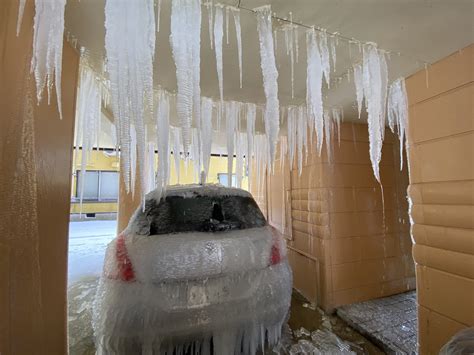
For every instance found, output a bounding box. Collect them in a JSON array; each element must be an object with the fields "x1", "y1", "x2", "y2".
[
  {"x1": 387, "y1": 78, "x2": 408, "y2": 170},
  {"x1": 231, "y1": 8, "x2": 243, "y2": 89},
  {"x1": 214, "y1": 5, "x2": 224, "y2": 103}
]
